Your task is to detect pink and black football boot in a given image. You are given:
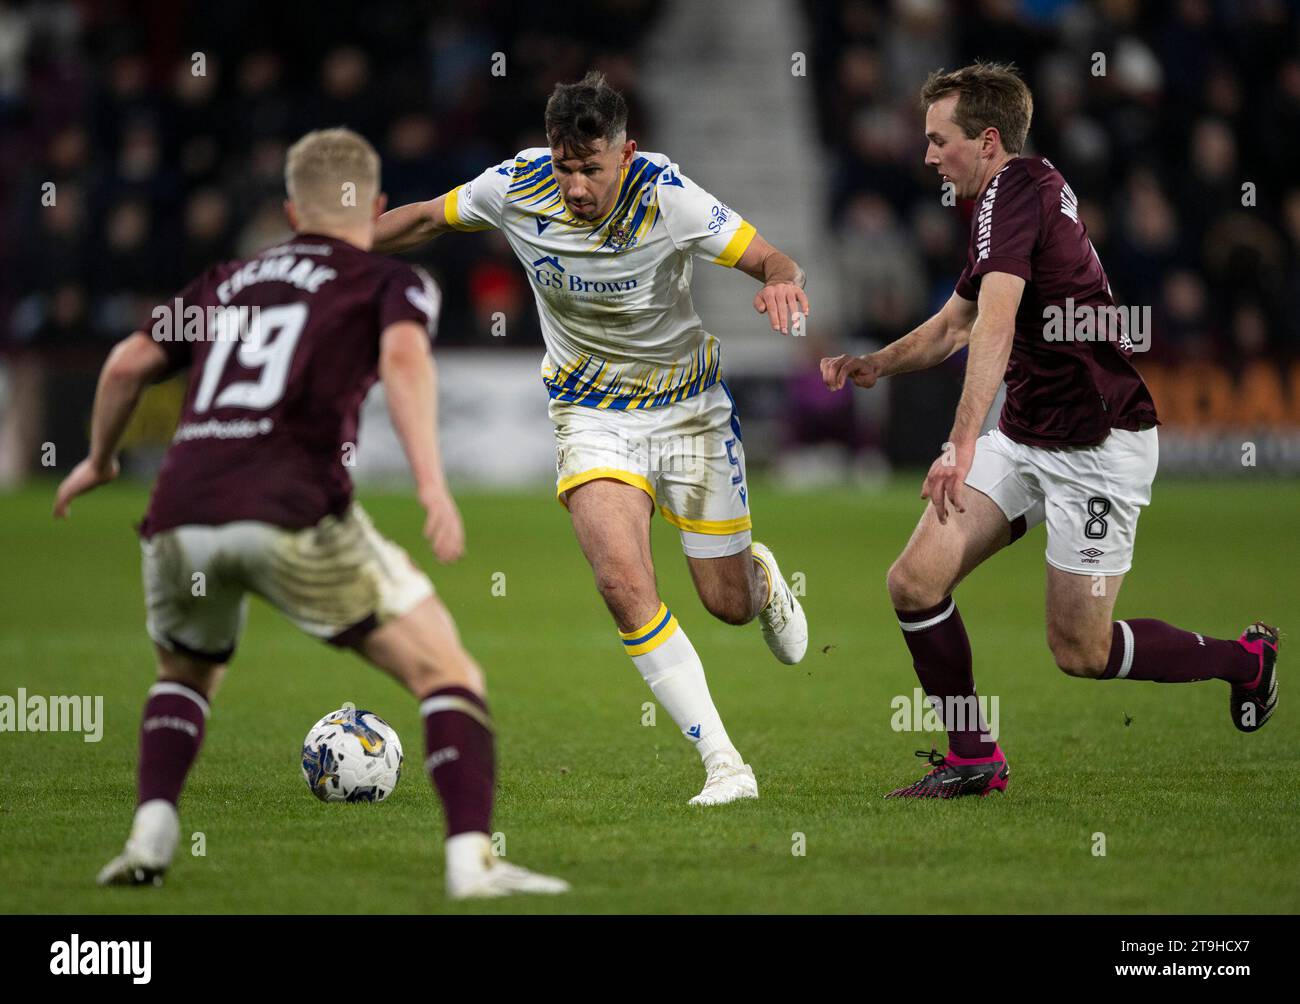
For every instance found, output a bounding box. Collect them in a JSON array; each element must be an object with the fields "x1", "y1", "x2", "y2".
[
  {"x1": 1230, "y1": 622, "x2": 1279, "y2": 733},
  {"x1": 884, "y1": 747, "x2": 1010, "y2": 799}
]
